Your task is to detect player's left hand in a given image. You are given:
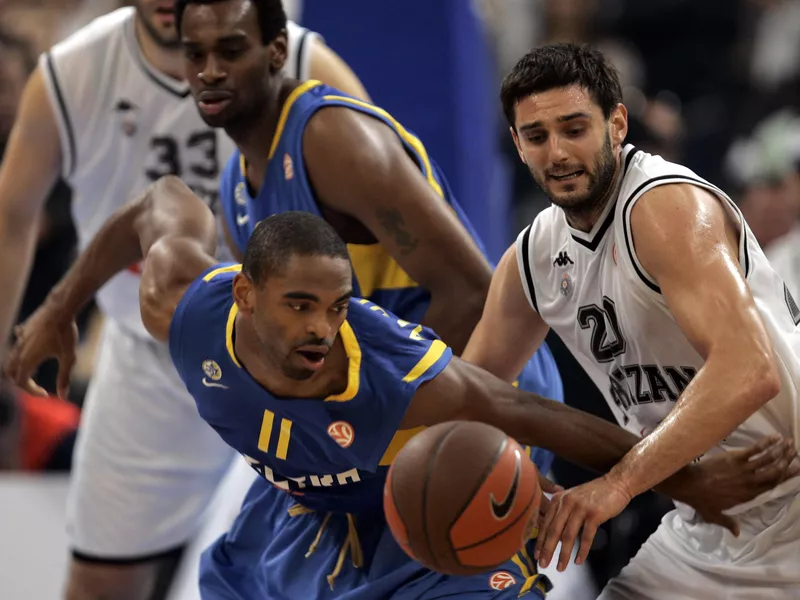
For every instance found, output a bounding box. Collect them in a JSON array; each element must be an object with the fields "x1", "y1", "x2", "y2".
[
  {"x1": 4, "y1": 303, "x2": 78, "y2": 400},
  {"x1": 534, "y1": 475, "x2": 631, "y2": 572}
]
